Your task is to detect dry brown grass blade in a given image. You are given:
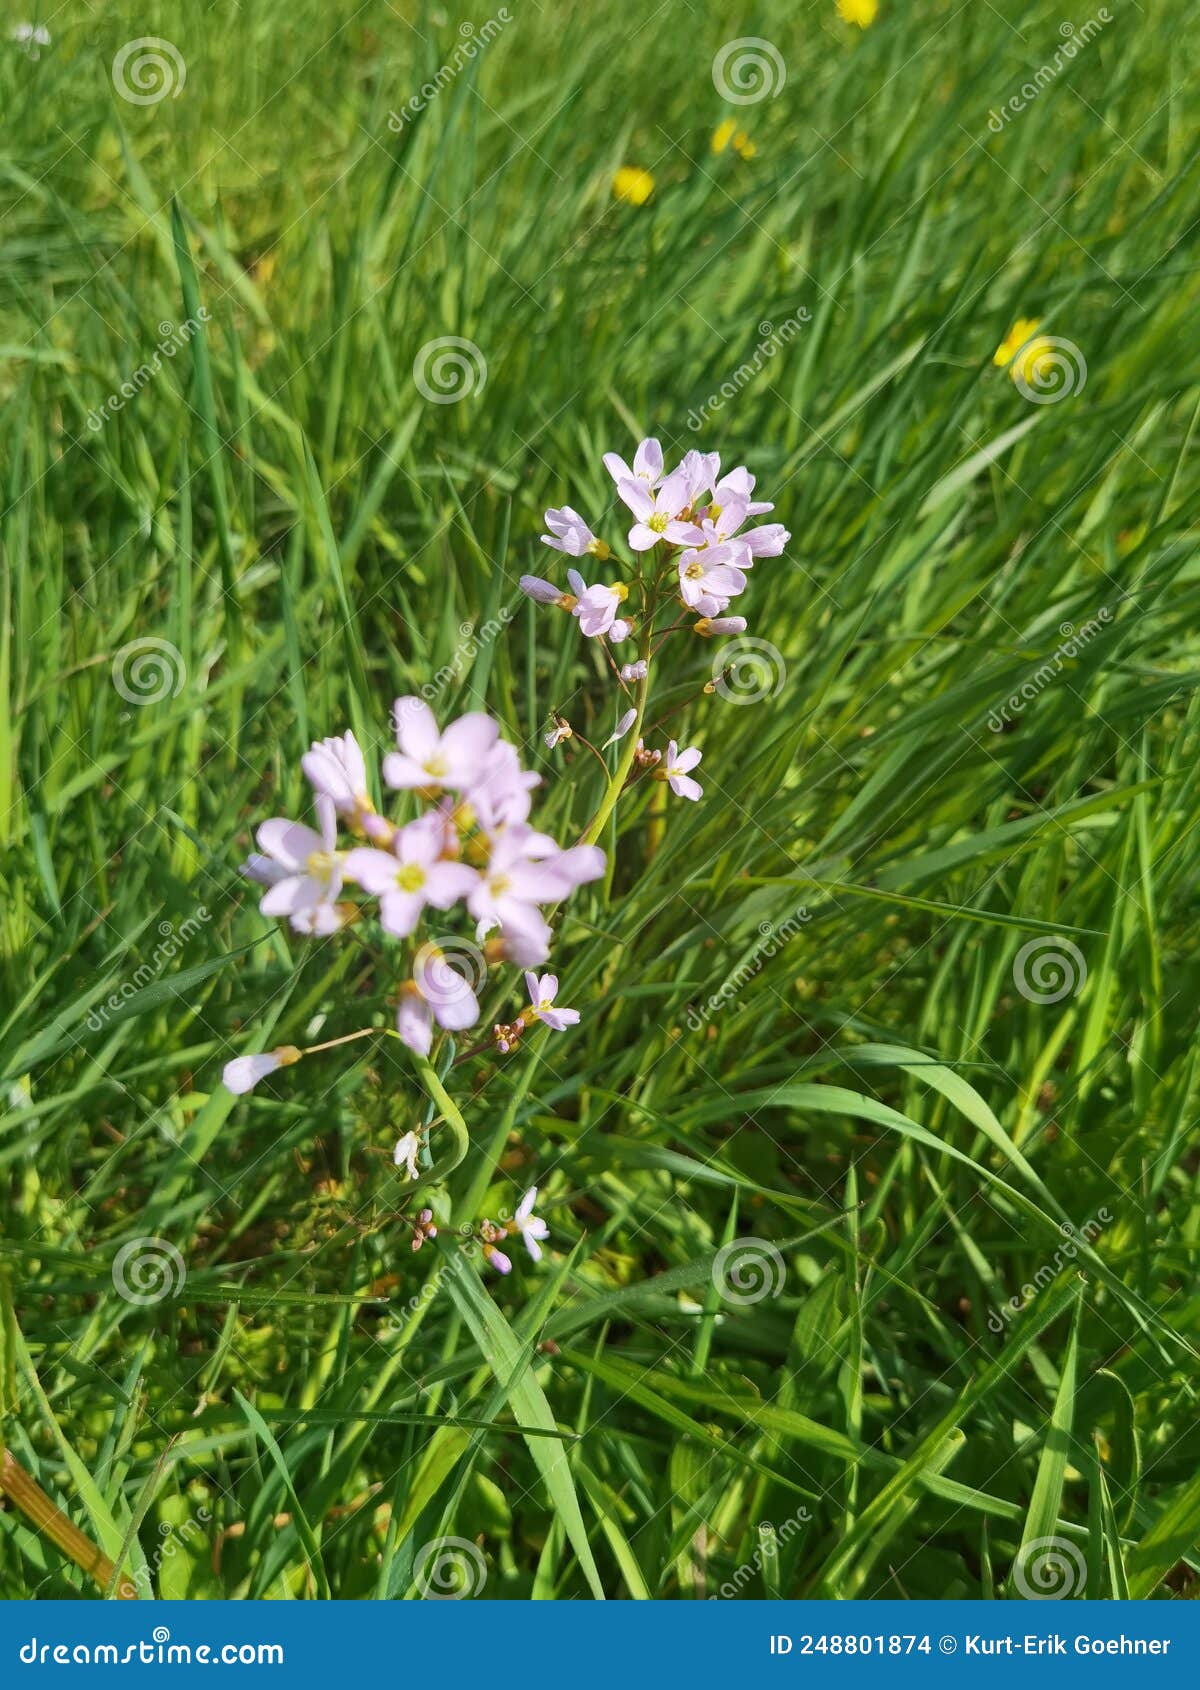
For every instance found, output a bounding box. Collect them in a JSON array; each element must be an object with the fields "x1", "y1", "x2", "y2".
[{"x1": 0, "y1": 1447, "x2": 138, "y2": 1599}]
